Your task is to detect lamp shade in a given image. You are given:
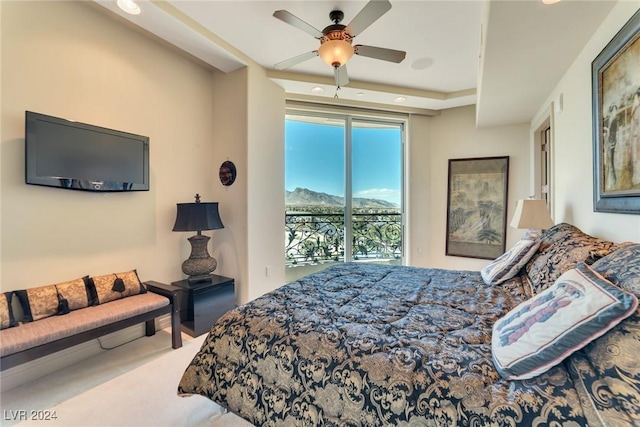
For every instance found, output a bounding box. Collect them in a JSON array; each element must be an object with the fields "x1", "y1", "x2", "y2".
[
  {"x1": 172, "y1": 201, "x2": 224, "y2": 232},
  {"x1": 510, "y1": 199, "x2": 554, "y2": 230}
]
